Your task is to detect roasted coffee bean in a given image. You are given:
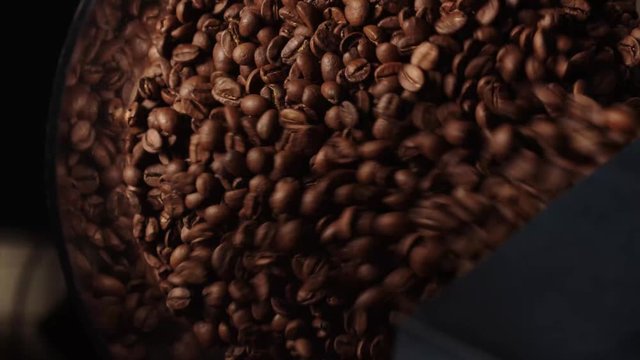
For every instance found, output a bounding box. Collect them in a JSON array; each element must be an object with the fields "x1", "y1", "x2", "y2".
[
  {"x1": 399, "y1": 64, "x2": 425, "y2": 92},
  {"x1": 212, "y1": 77, "x2": 243, "y2": 105},
  {"x1": 203, "y1": 281, "x2": 228, "y2": 307},
  {"x1": 239, "y1": 8, "x2": 261, "y2": 37},
  {"x1": 435, "y1": 10, "x2": 467, "y2": 35},
  {"x1": 476, "y1": 0, "x2": 500, "y2": 26},
  {"x1": 618, "y1": 35, "x2": 640, "y2": 67},
  {"x1": 376, "y1": 42, "x2": 401, "y2": 63},
  {"x1": 320, "y1": 52, "x2": 343, "y2": 82},
  {"x1": 56, "y1": 0, "x2": 640, "y2": 358},
  {"x1": 345, "y1": 58, "x2": 371, "y2": 83},
  {"x1": 172, "y1": 43, "x2": 200, "y2": 63},
  {"x1": 344, "y1": 0, "x2": 369, "y2": 27},
  {"x1": 240, "y1": 94, "x2": 270, "y2": 116},
  {"x1": 497, "y1": 45, "x2": 523, "y2": 82},
  {"x1": 411, "y1": 41, "x2": 439, "y2": 71},
  {"x1": 70, "y1": 120, "x2": 96, "y2": 151},
  {"x1": 166, "y1": 287, "x2": 191, "y2": 311}
]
